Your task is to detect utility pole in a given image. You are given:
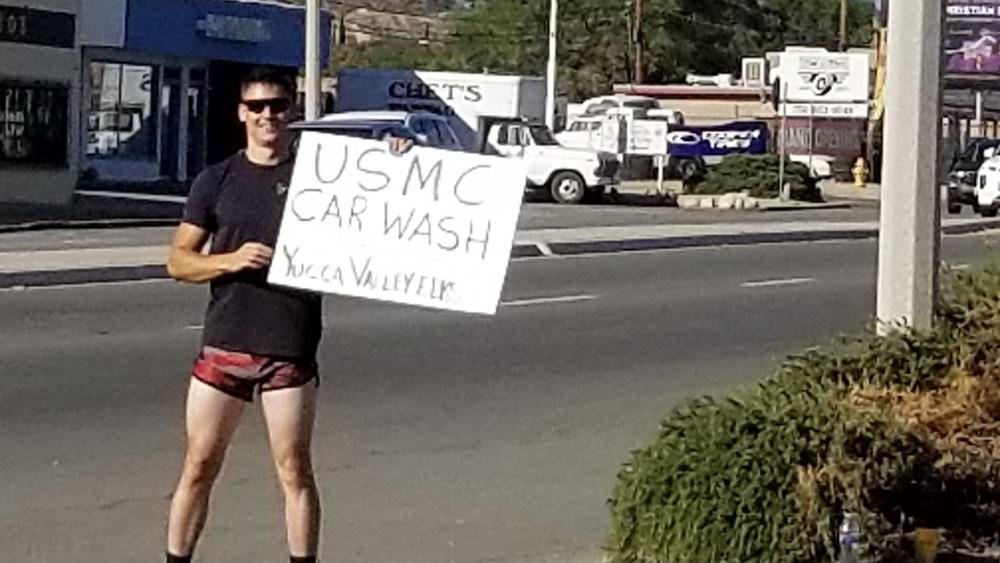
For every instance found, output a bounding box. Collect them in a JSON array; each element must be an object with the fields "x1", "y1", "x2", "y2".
[
  {"x1": 545, "y1": 0, "x2": 558, "y2": 130},
  {"x1": 839, "y1": 0, "x2": 849, "y2": 51},
  {"x1": 876, "y1": 0, "x2": 943, "y2": 332},
  {"x1": 634, "y1": 0, "x2": 644, "y2": 84},
  {"x1": 304, "y1": 0, "x2": 322, "y2": 120}
]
